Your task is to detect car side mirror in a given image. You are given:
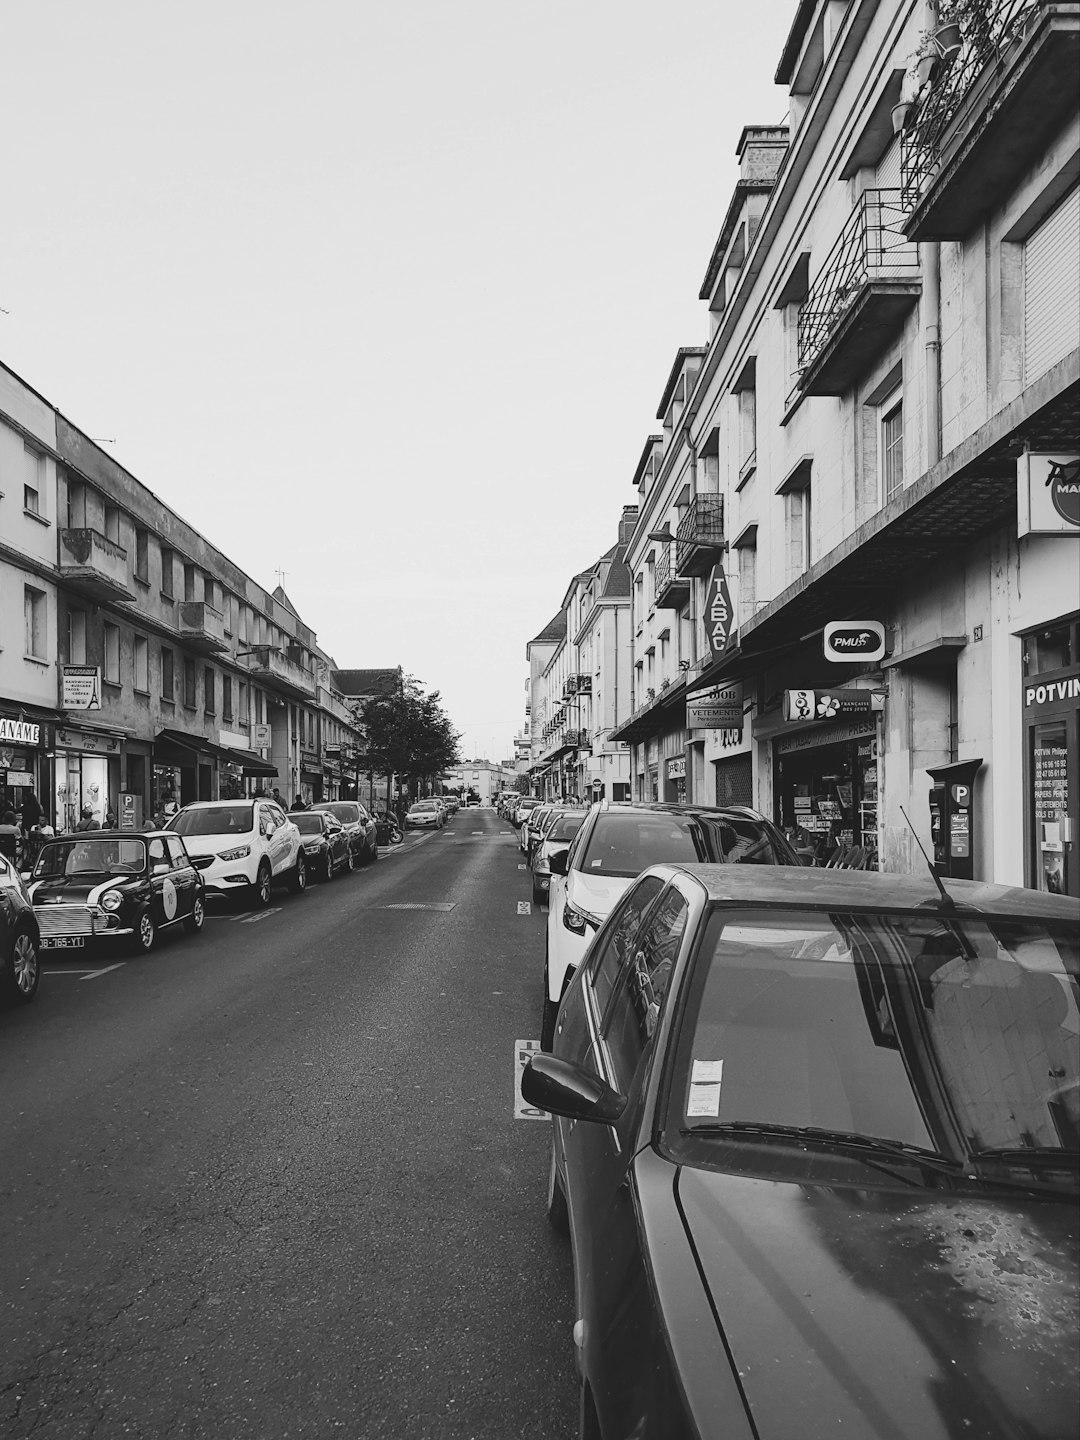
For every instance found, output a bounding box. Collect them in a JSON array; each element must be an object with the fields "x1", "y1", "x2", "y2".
[
  {"x1": 521, "y1": 1053, "x2": 626, "y2": 1125},
  {"x1": 548, "y1": 849, "x2": 568, "y2": 877}
]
